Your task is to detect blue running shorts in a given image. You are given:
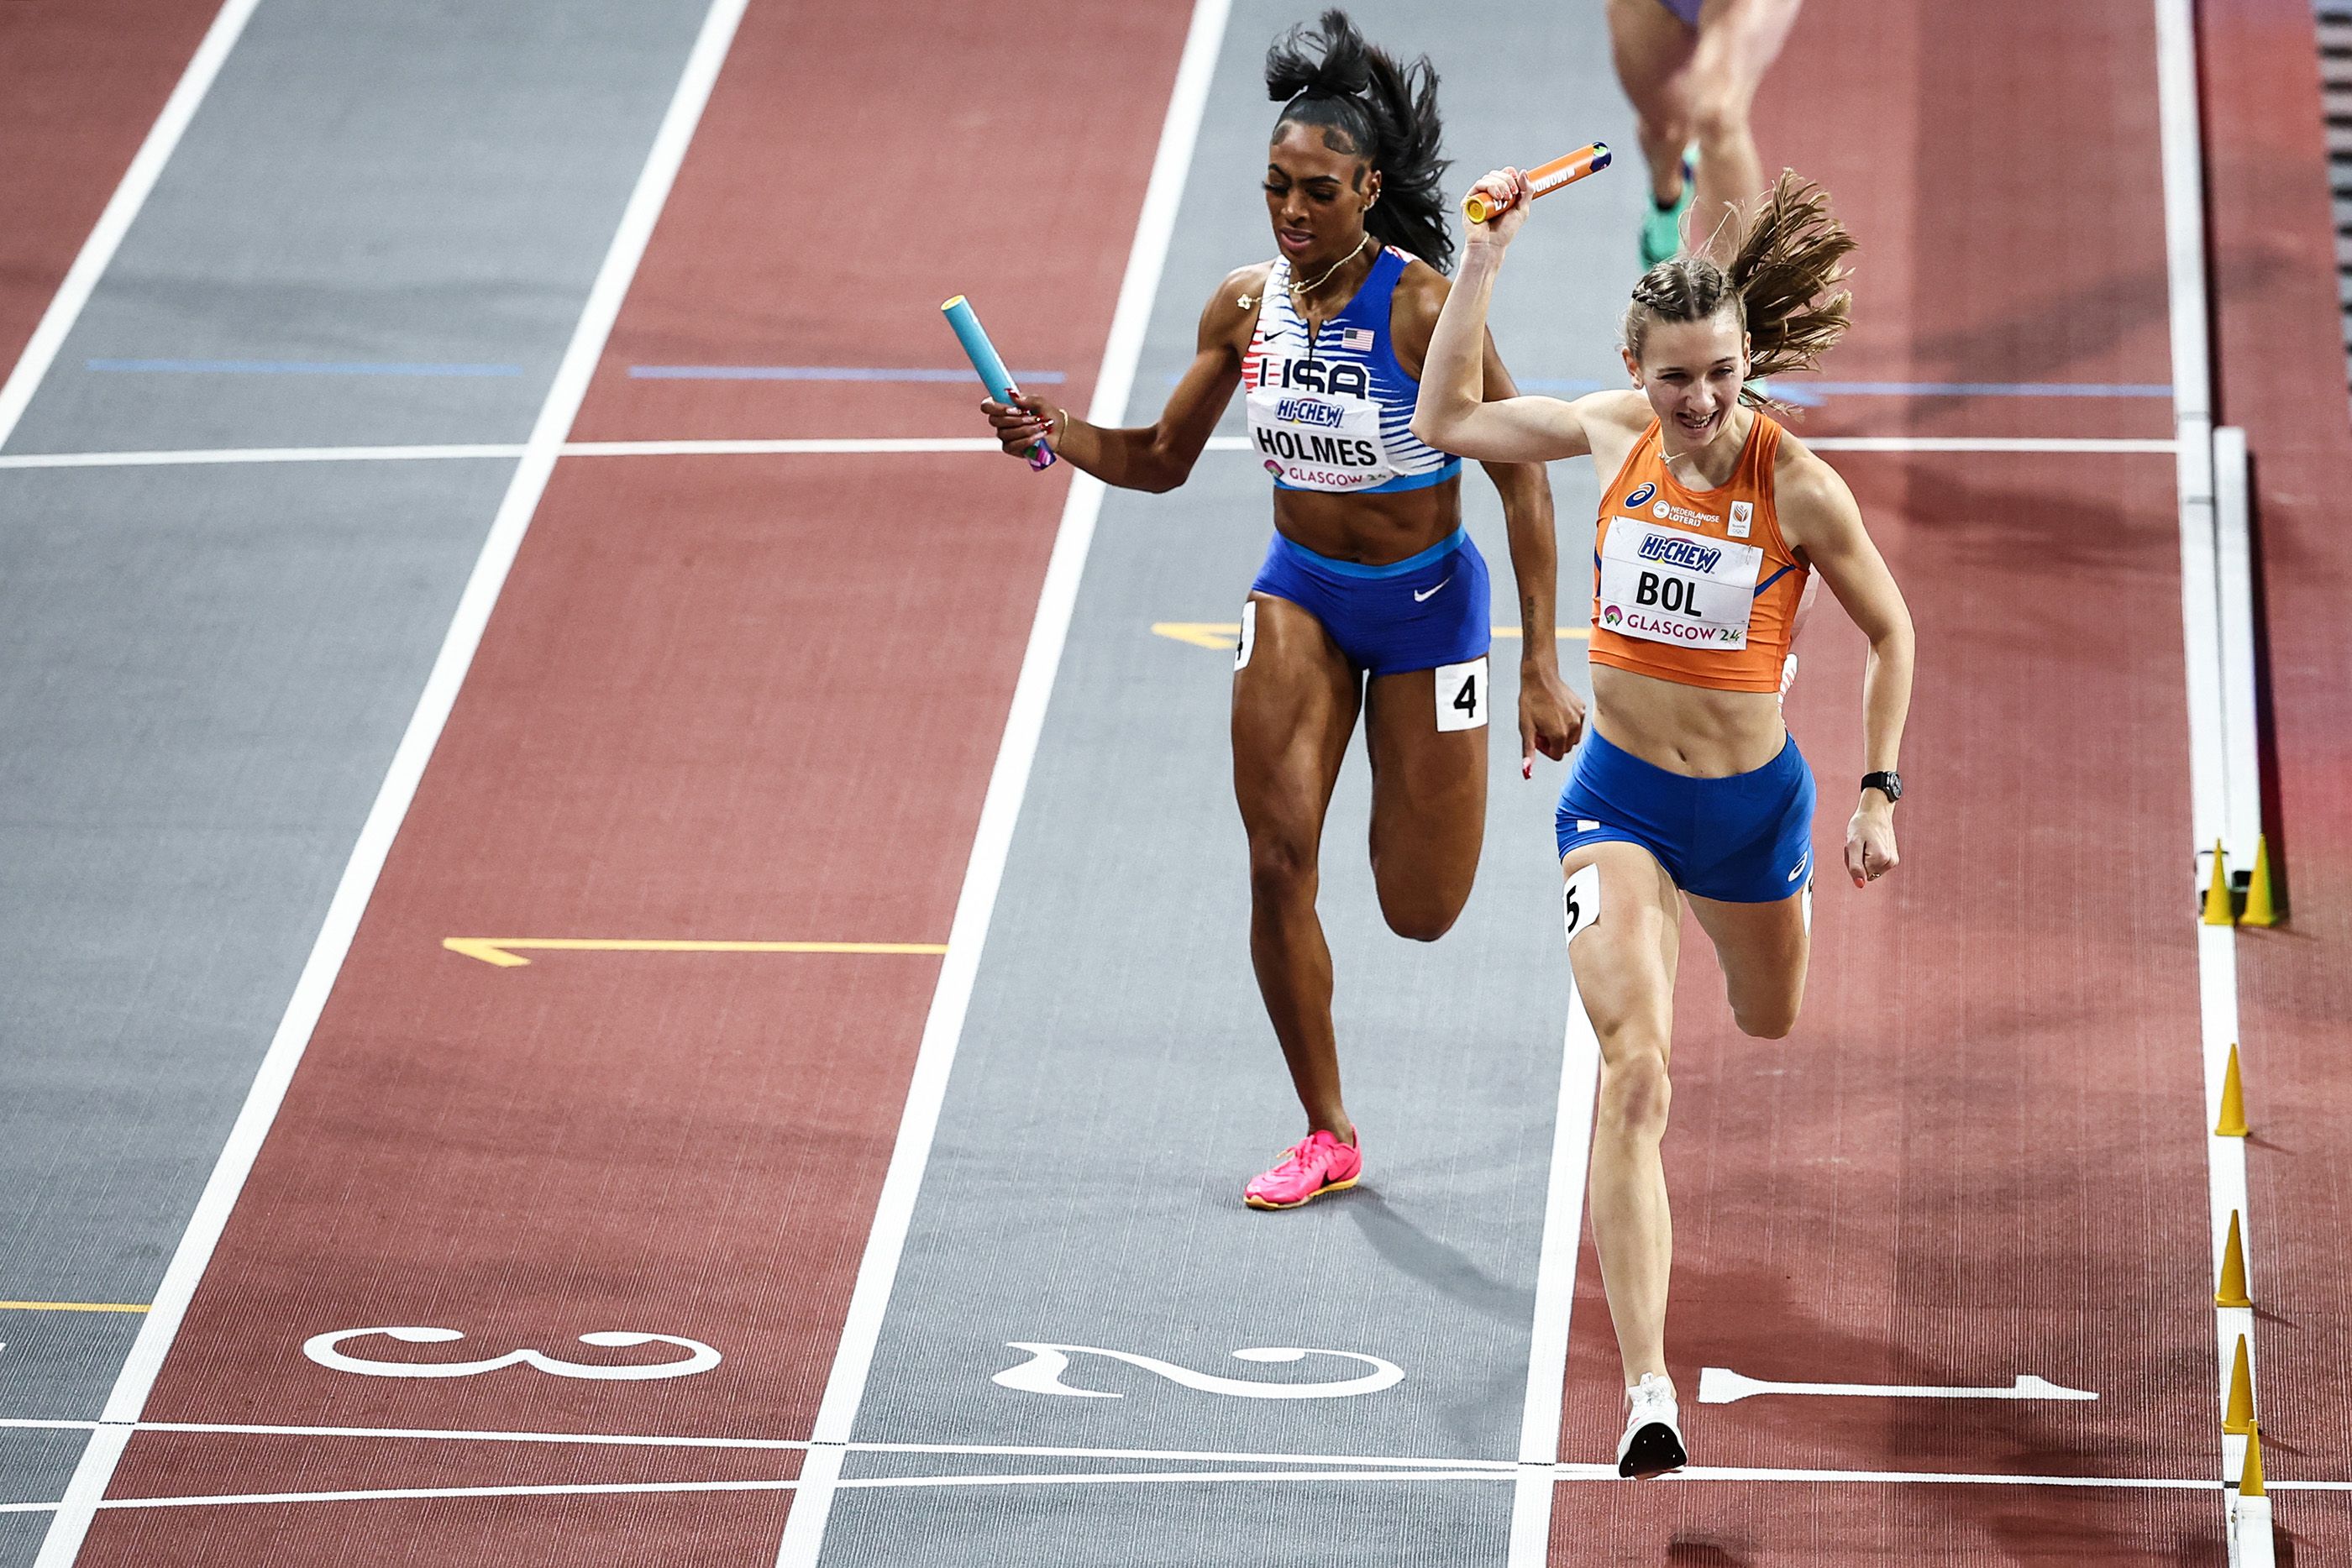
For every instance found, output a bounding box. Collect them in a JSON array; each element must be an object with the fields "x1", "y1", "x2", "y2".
[
  {"x1": 1247, "y1": 527, "x2": 1490, "y2": 679},
  {"x1": 1556, "y1": 727, "x2": 1816, "y2": 902}
]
